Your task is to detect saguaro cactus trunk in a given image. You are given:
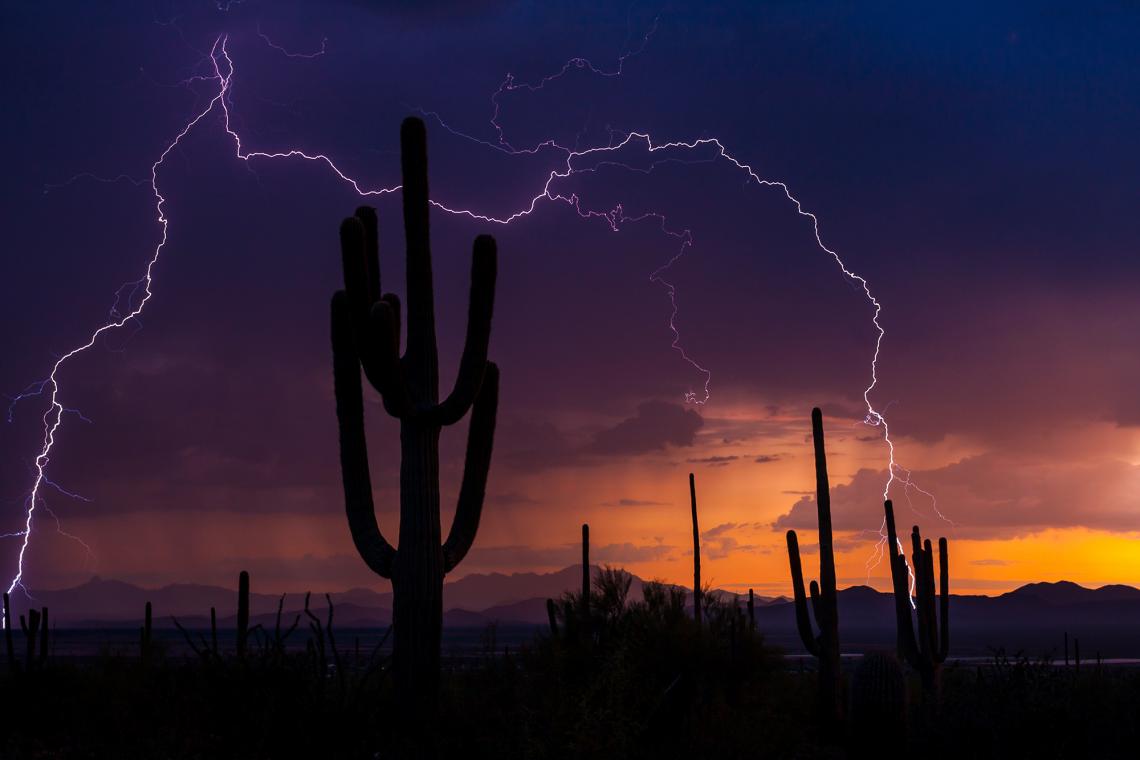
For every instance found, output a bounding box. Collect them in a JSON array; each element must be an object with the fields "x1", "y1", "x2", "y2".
[
  {"x1": 332, "y1": 117, "x2": 500, "y2": 718},
  {"x1": 785, "y1": 407, "x2": 842, "y2": 725},
  {"x1": 141, "y1": 601, "x2": 153, "y2": 660},
  {"x1": 236, "y1": 571, "x2": 250, "y2": 658},
  {"x1": 689, "y1": 473, "x2": 702, "y2": 625},
  {"x1": 581, "y1": 523, "x2": 590, "y2": 618},
  {"x1": 3, "y1": 593, "x2": 14, "y2": 674}
]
